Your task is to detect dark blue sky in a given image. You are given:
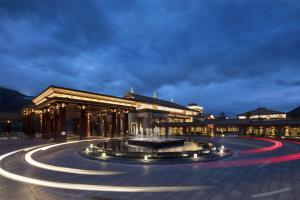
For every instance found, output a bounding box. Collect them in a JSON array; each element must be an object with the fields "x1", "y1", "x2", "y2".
[{"x1": 1, "y1": 0, "x2": 300, "y2": 115}]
